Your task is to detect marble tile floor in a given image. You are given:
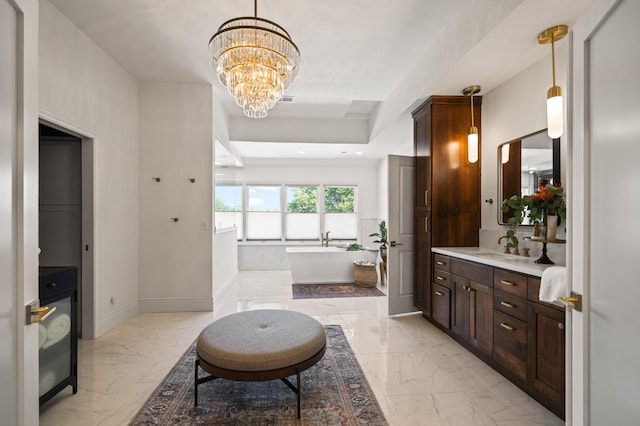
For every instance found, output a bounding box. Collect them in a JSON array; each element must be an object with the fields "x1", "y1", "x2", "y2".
[{"x1": 39, "y1": 271, "x2": 564, "y2": 425}]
